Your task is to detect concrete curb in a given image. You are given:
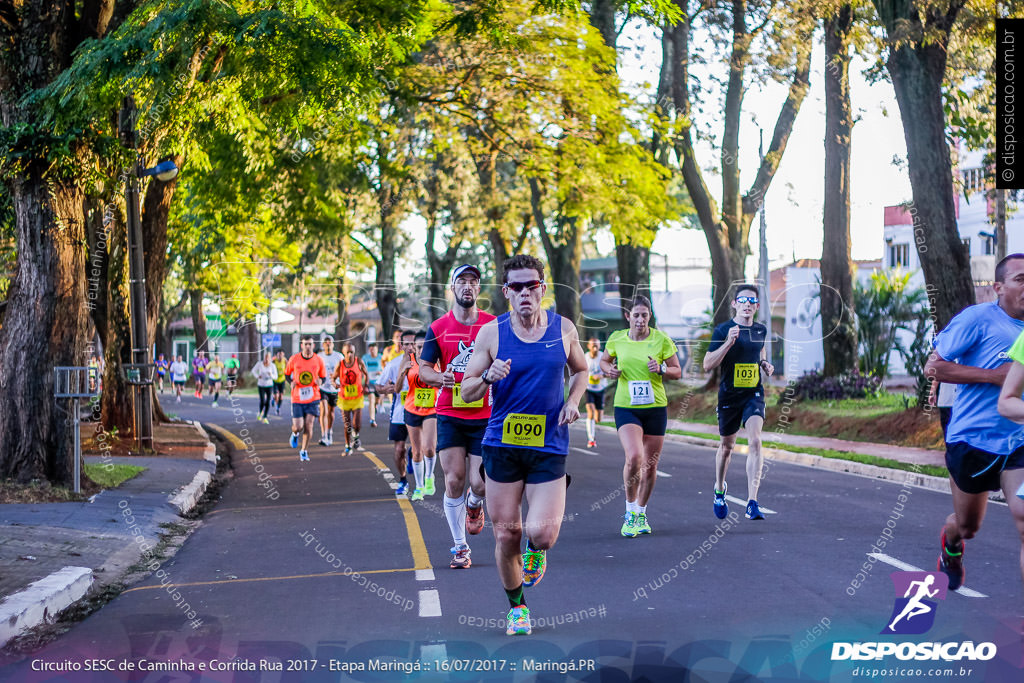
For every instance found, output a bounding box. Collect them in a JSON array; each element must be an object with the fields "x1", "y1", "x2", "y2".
[
  {"x1": 594, "y1": 424, "x2": 1006, "y2": 502},
  {"x1": 168, "y1": 470, "x2": 213, "y2": 515},
  {"x1": 0, "y1": 567, "x2": 93, "y2": 647},
  {"x1": 190, "y1": 421, "x2": 219, "y2": 464}
]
